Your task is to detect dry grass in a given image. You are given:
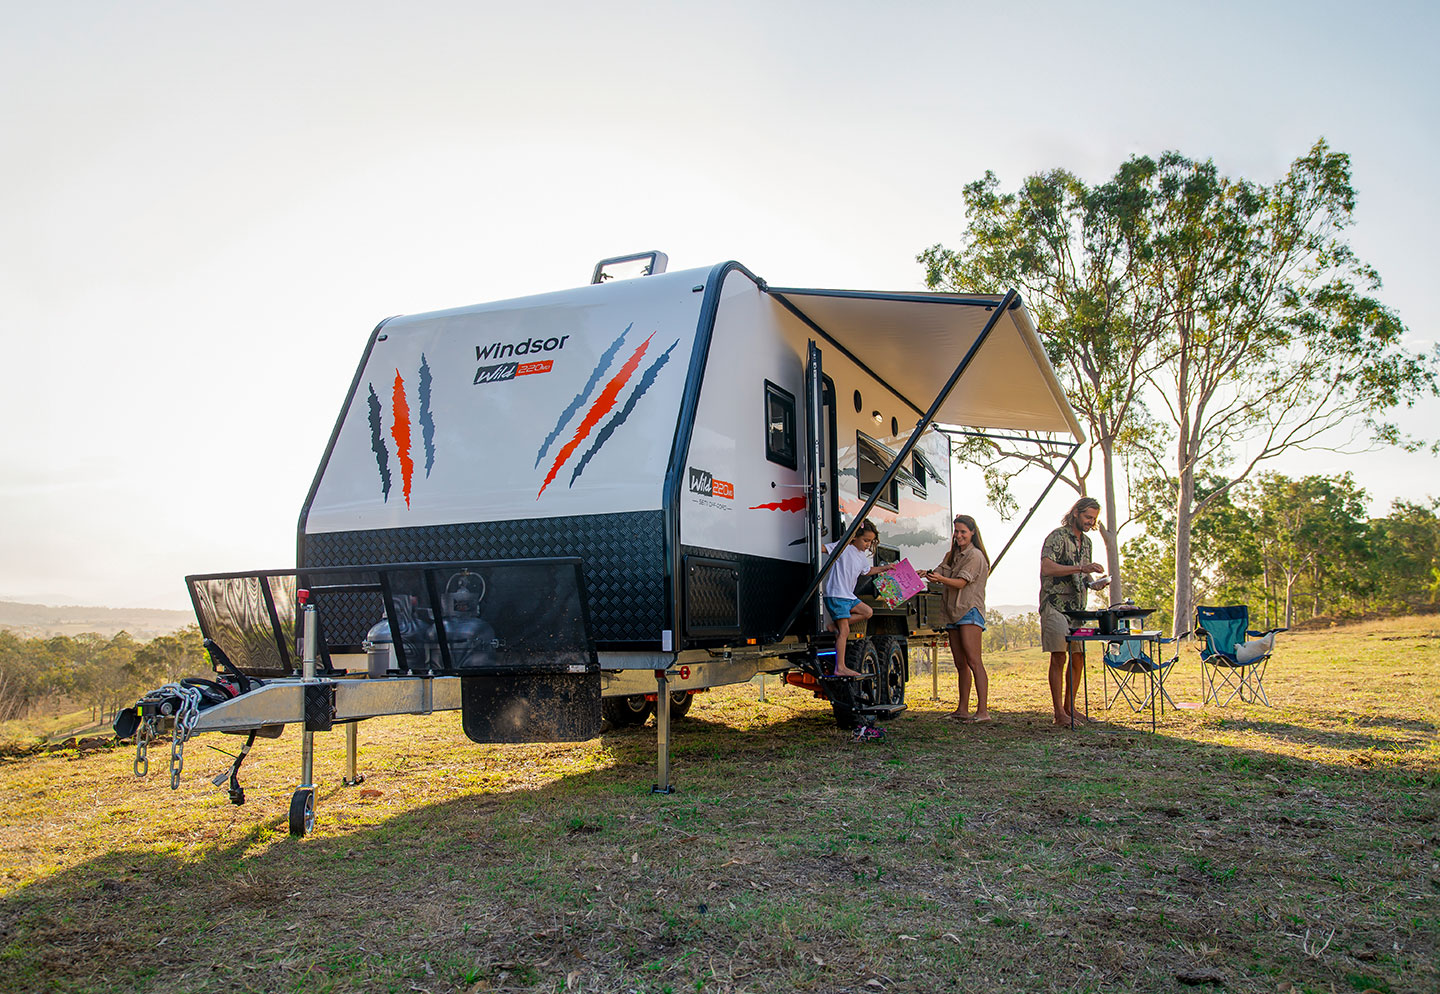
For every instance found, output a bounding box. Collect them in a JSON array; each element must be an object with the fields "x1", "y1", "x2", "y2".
[{"x1": 0, "y1": 616, "x2": 1435, "y2": 994}]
